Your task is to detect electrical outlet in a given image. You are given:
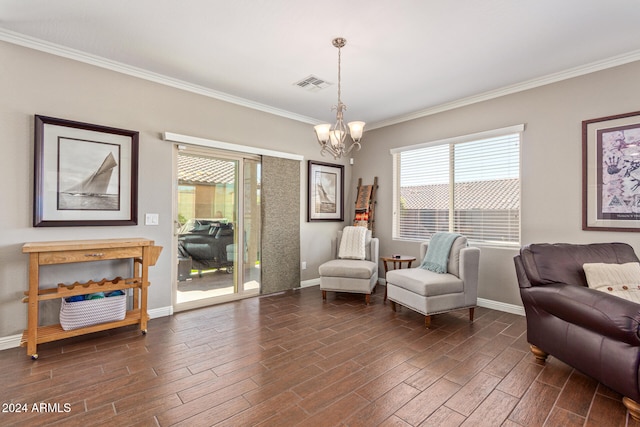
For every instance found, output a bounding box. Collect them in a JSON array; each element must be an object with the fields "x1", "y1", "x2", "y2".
[{"x1": 301, "y1": 261, "x2": 307, "y2": 270}]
